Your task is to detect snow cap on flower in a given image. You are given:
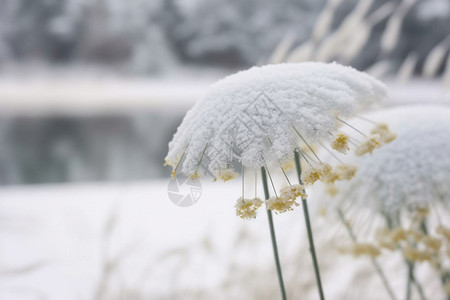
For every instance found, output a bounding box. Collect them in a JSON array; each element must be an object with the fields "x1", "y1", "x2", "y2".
[
  {"x1": 326, "y1": 105, "x2": 450, "y2": 213},
  {"x1": 166, "y1": 62, "x2": 386, "y2": 177}
]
